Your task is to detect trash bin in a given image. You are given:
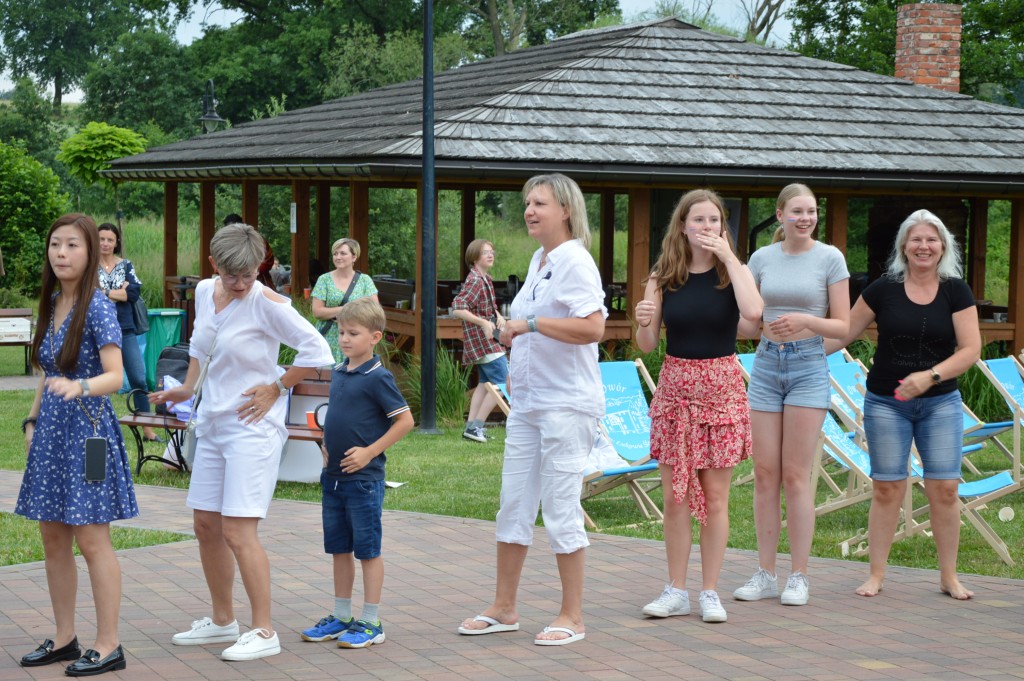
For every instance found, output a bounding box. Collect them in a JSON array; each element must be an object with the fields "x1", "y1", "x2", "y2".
[{"x1": 144, "y1": 308, "x2": 184, "y2": 390}]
